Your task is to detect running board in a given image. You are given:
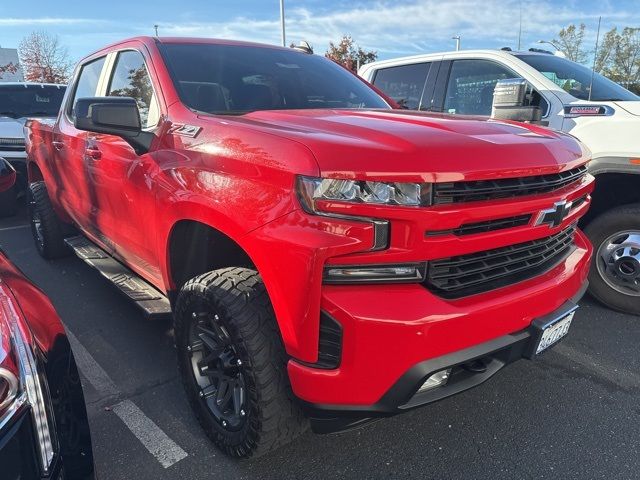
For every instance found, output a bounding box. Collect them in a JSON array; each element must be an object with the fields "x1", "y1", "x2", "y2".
[{"x1": 64, "y1": 236, "x2": 172, "y2": 320}]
